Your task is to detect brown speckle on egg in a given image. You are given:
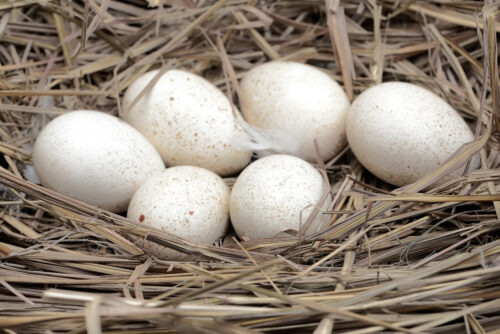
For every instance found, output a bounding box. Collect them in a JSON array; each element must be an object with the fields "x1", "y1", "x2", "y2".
[
  {"x1": 32, "y1": 110, "x2": 164, "y2": 213},
  {"x1": 121, "y1": 69, "x2": 252, "y2": 176},
  {"x1": 127, "y1": 166, "x2": 230, "y2": 260},
  {"x1": 229, "y1": 155, "x2": 329, "y2": 239},
  {"x1": 239, "y1": 61, "x2": 350, "y2": 162},
  {"x1": 346, "y1": 82, "x2": 478, "y2": 186}
]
